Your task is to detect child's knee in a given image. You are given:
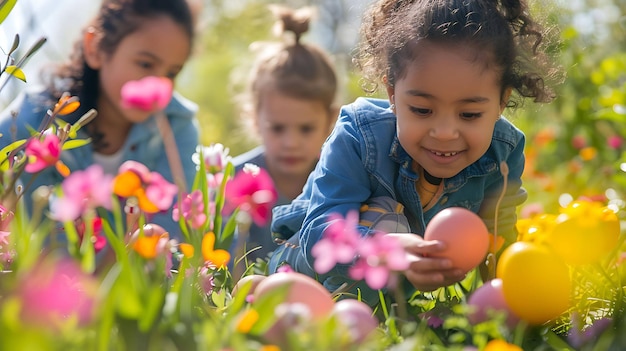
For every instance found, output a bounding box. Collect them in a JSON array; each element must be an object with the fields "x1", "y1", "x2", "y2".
[{"x1": 359, "y1": 196, "x2": 410, "y2": 234}]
